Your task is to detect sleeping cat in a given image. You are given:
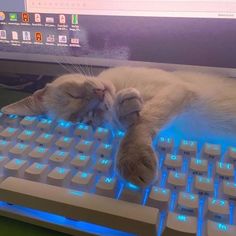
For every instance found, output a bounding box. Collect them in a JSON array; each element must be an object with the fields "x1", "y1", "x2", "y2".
[{"x1": 2, "y1": 66, "x2": 236, "y2": 187}]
